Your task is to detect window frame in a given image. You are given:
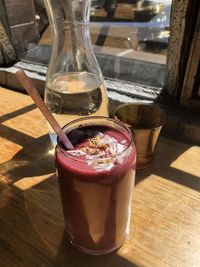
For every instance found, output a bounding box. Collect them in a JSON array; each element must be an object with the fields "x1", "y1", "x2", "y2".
[
  {"x1": 180, "y1": 1, "x2": 200, "y2": 111},
  {"x1": 164, "y1": 0, "x2": 200, "y2": 110}
]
